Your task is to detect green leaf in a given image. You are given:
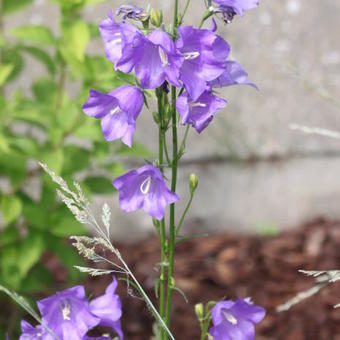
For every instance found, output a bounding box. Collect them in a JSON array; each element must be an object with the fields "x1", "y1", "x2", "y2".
[
  {"x1": 20, "y1": 46, "x2": 56, "y2": 75},
  {"x1": 116, "y1": 143, "x2": 152, "y2": 159},
  {"x1": 57, "y1": 100, "x2": 80, "y2": 132},
  {"x1": 50, "y1": 208, "x2": 86, "y2": 237},
  {"x1": 3, "y1": 0, "x2": 33, "y2": 14},
  {"x1": 0, "y1": 196, "x2": 22, "y2": 225},
  {"x1": 41, "y1": 149, "x2": 64, "y2": 175},
  {"x1": 11, "y1": 25, "x2": 55, "y2": 46},
  {"x1": 2, "y1": 48, "x2": 24, "y2": 82},
  {"x1": 74, "y1": 119, "x2": 103, "y2": 142},
  {"x1": 31, "y1": 77, "x2": 57, "y2": 103},
  {"x1": 46, "y1": 236, "x2": 84, "y2": 283},
  {"x1": 0, "y1": 64, "x2": 14, "y2": 86},
  {"x1": 0, "y1": 231, "x2": 44, "y2": 289},
  {"x1": 60, "y1": 19, "x2": 89, "y2": 63},
  {"x1": 62, "y1": 146, "x2": 90, "y2": 176},
  {"x1": 0, "y1": 226, "x2": 19, "y2": 247},
  {"x1": 22, "y1": 202, "x2": 48, "y2": 230},
  {"x1": 0, "y1": 133, "x2": 9, "y2": 152},
  {"x1": 0, "y1": 151, "x2": 27, "y2": 185},
  {"x1": 83, "y1": 176, "x2": 114, "y2": 194},
  {"x1": 20, "y1": 264, "x2": 53, "y2": 293}
]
